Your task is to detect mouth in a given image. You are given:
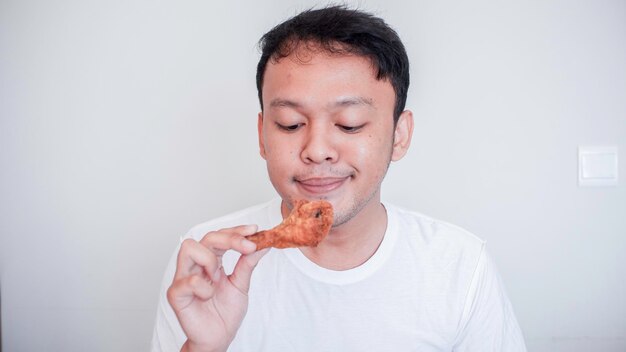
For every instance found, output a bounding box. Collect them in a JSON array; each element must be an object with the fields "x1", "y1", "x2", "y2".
[{"x1": 295, "y1": 176, "x2": 350, "y2": 195}]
